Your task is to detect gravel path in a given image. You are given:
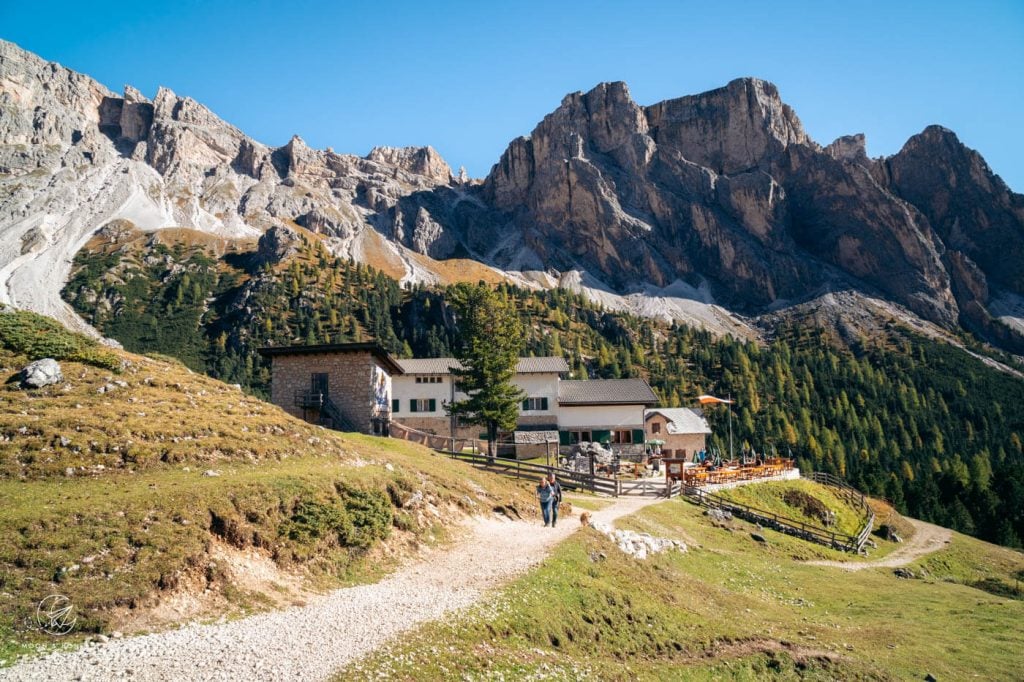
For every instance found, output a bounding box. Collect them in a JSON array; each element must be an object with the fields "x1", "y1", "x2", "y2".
[
  {"x1": 1, "y1": 496, "x2": 661, "y2": 681},
  {"x1": 804, "y1": 518, "x2": 952, "y2": 571}
]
